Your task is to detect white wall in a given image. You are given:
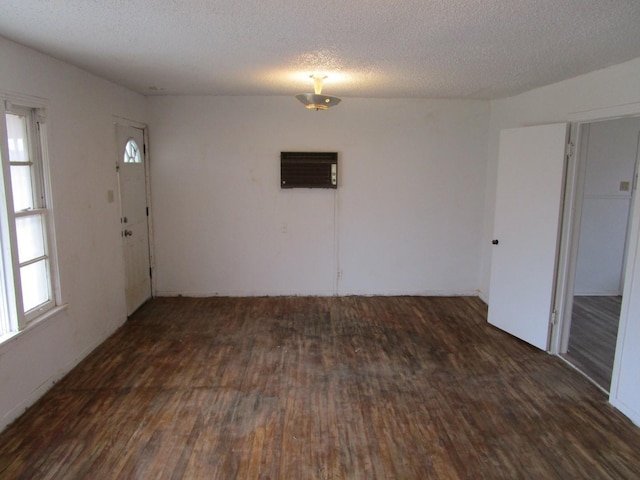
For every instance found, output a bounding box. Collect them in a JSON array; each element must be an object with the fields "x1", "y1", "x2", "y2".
[
  {"x1": 574, "y1": 118, "x2": 640, "y2": 295},
  {"x1": 483, "y1": 56, "x2": 640, "y2": 425},
  {"x1": 148, "y1": 96, "x2": 489, "y2": 297},
  {"x1": 0, "y1": 37, "x2": 147, "y2": 430}
]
